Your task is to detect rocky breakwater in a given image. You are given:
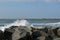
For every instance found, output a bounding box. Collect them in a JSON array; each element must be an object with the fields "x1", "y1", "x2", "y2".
[
  {"x1": 0, "y1": 20, "x2": 60, "y2": 40},
  {"x1": 2, "y1": 26, "x2": 60, "y2": 40},
  {"x1": 0, "y1": 27, "x2": 60, "y2": 40}
]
